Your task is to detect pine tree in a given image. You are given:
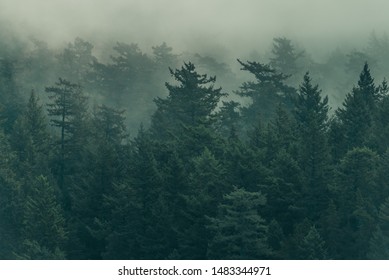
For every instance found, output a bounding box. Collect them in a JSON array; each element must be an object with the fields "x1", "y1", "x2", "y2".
[
  {"x1": 129, "y1": 127, "x2": 172, "y2": 259},
  {"x1": 265, "y1": 148, "x2": 304, "y2": 235},
  {"x1": 46, "y1": 78, "x2": 88, "y2": 208},
  {"x1": 321, "y1": 200, "x2": 342, "y2": 258},
  {"x1": 152, "y1": 62, "x2": 226, "y2": 140},
  {"x1": 101, "y1": 183, "x2": 141, "y2": 259},
  {"x1": 263, "y1": 104, "x2": 298, "y2": 161},
  {"x1": 297, "y1": 226, "x2": 327, "y2": 260},
  {"x1": 371, "y1": 80, "x2": 389, "y2": 153},
  {"x1": 377, "y1": 149, "x2": 389, "y2": 200},
  {"x1": 267, "y1": 219, "x2": 286, "y2": 259},
  {"x1": 18, "y1": 175, "x2": 67, "y2": 259},
  {"x1": 151, "y1": 62, "x2": 226, "y2": 165},
  {"x1": 0, "y1": 130, "x2": 24, "y2": 258},
  {"x1": 337, "y1": 147, "x2": 380, "y2": 203},
  {"x1": 368, "y1": 226, "x2": 389, "y2": 259},
  {"x1": 223, "y1": 132, "x2": 270, "y2": 193},
  {"x1": 334, "y1": 147, "x2": 380, "y2": 259},
  {"x1": 336, "y1": 63, "x2": 380, "y2": 153},
  {"x1": 11, "y1": 90, "x2": 50, "y2": 175},
  {"x1": 235, "y1": 59, "x2": 296, "y2": 125},
  {"x1": 214, "y1": 101, "x2": 241, "y2": 139},
  {"x1": 351, "y1": 190, "x2": 376, "y2": 259},
  {"x1": 178, "y1": 148, "x2": 230, "y2": 259},
  {"x1": 0, "y1": 58, "x2": 23, "y2": 133},
  {"x1": 207, "y1": 187, "x2": 270, "y2": 259},
  {"x1": 68, "y1": 104, "x2": 128, "y2": 259},
  {"x1": 368, "y1": 197, "x2": 389, "y2": 259},
  {"x1": 103, "y1": 127, "x2": 173, "y2": 259},
  {"x1": 294, "y1": 73, "x2": 330, "y2": 219}
]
